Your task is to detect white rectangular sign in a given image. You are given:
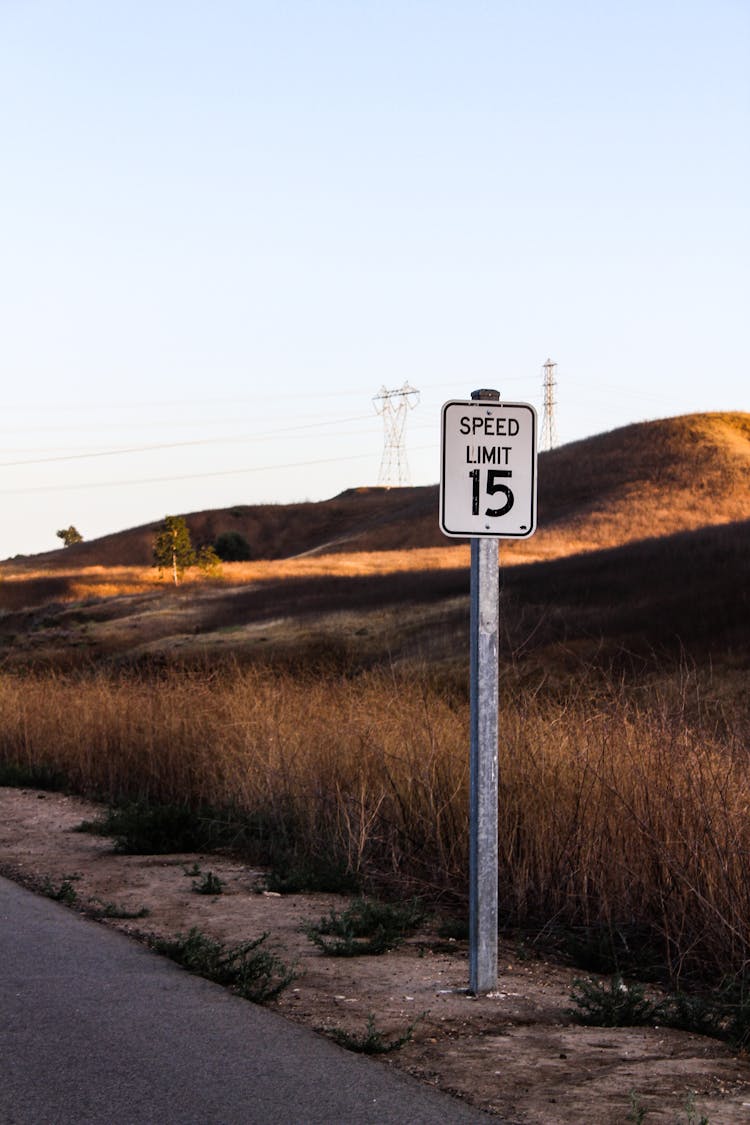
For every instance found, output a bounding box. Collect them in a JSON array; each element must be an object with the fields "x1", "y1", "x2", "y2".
[{"x1": 440, "y1": 398, "x2": 537, "y2": 538}]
